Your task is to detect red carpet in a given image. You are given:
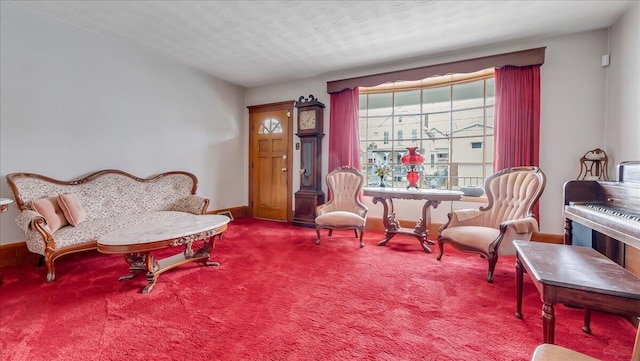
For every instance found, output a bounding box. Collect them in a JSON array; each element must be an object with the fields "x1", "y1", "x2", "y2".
[{"x1": 0, "y1": 218, "x2": 636, "y2": 360}]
